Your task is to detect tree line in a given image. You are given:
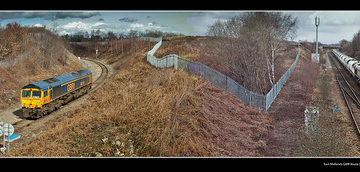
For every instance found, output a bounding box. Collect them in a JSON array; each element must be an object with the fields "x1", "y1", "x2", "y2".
[
  {"x1": 0, "y1": 22, "x2": 72, "y2": 70},
  {"x1": 206, "y1": 12, "x2": 298, "y2": 94},
  {"x1": 339, "y1": 30, "x2": 360, "y2": 59},
  {"x1": 61, "y1": 29, "x2": 184, "y2": 42}
]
